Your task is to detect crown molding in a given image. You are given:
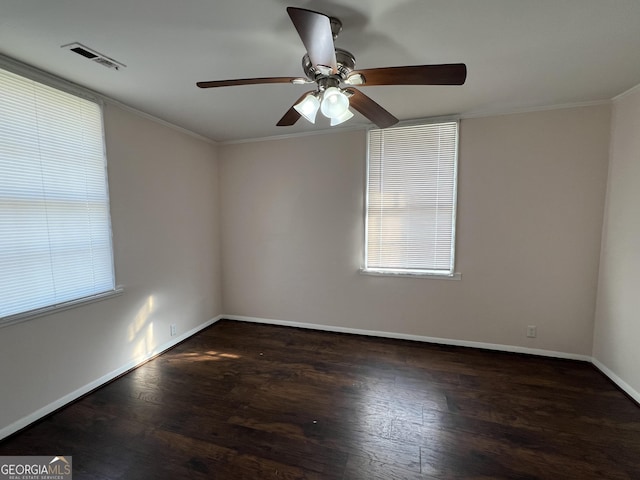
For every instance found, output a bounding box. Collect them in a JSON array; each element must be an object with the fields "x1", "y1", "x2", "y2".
[
  {"x1": 460, "y1": 99, "x2": 611, "y2": 120},
  {"x1": 218, "y1": 123, "x2": 367, "y2": 146},
  {"x1": 612, "y1": 81, "x2": 640, "y2": 102}
]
